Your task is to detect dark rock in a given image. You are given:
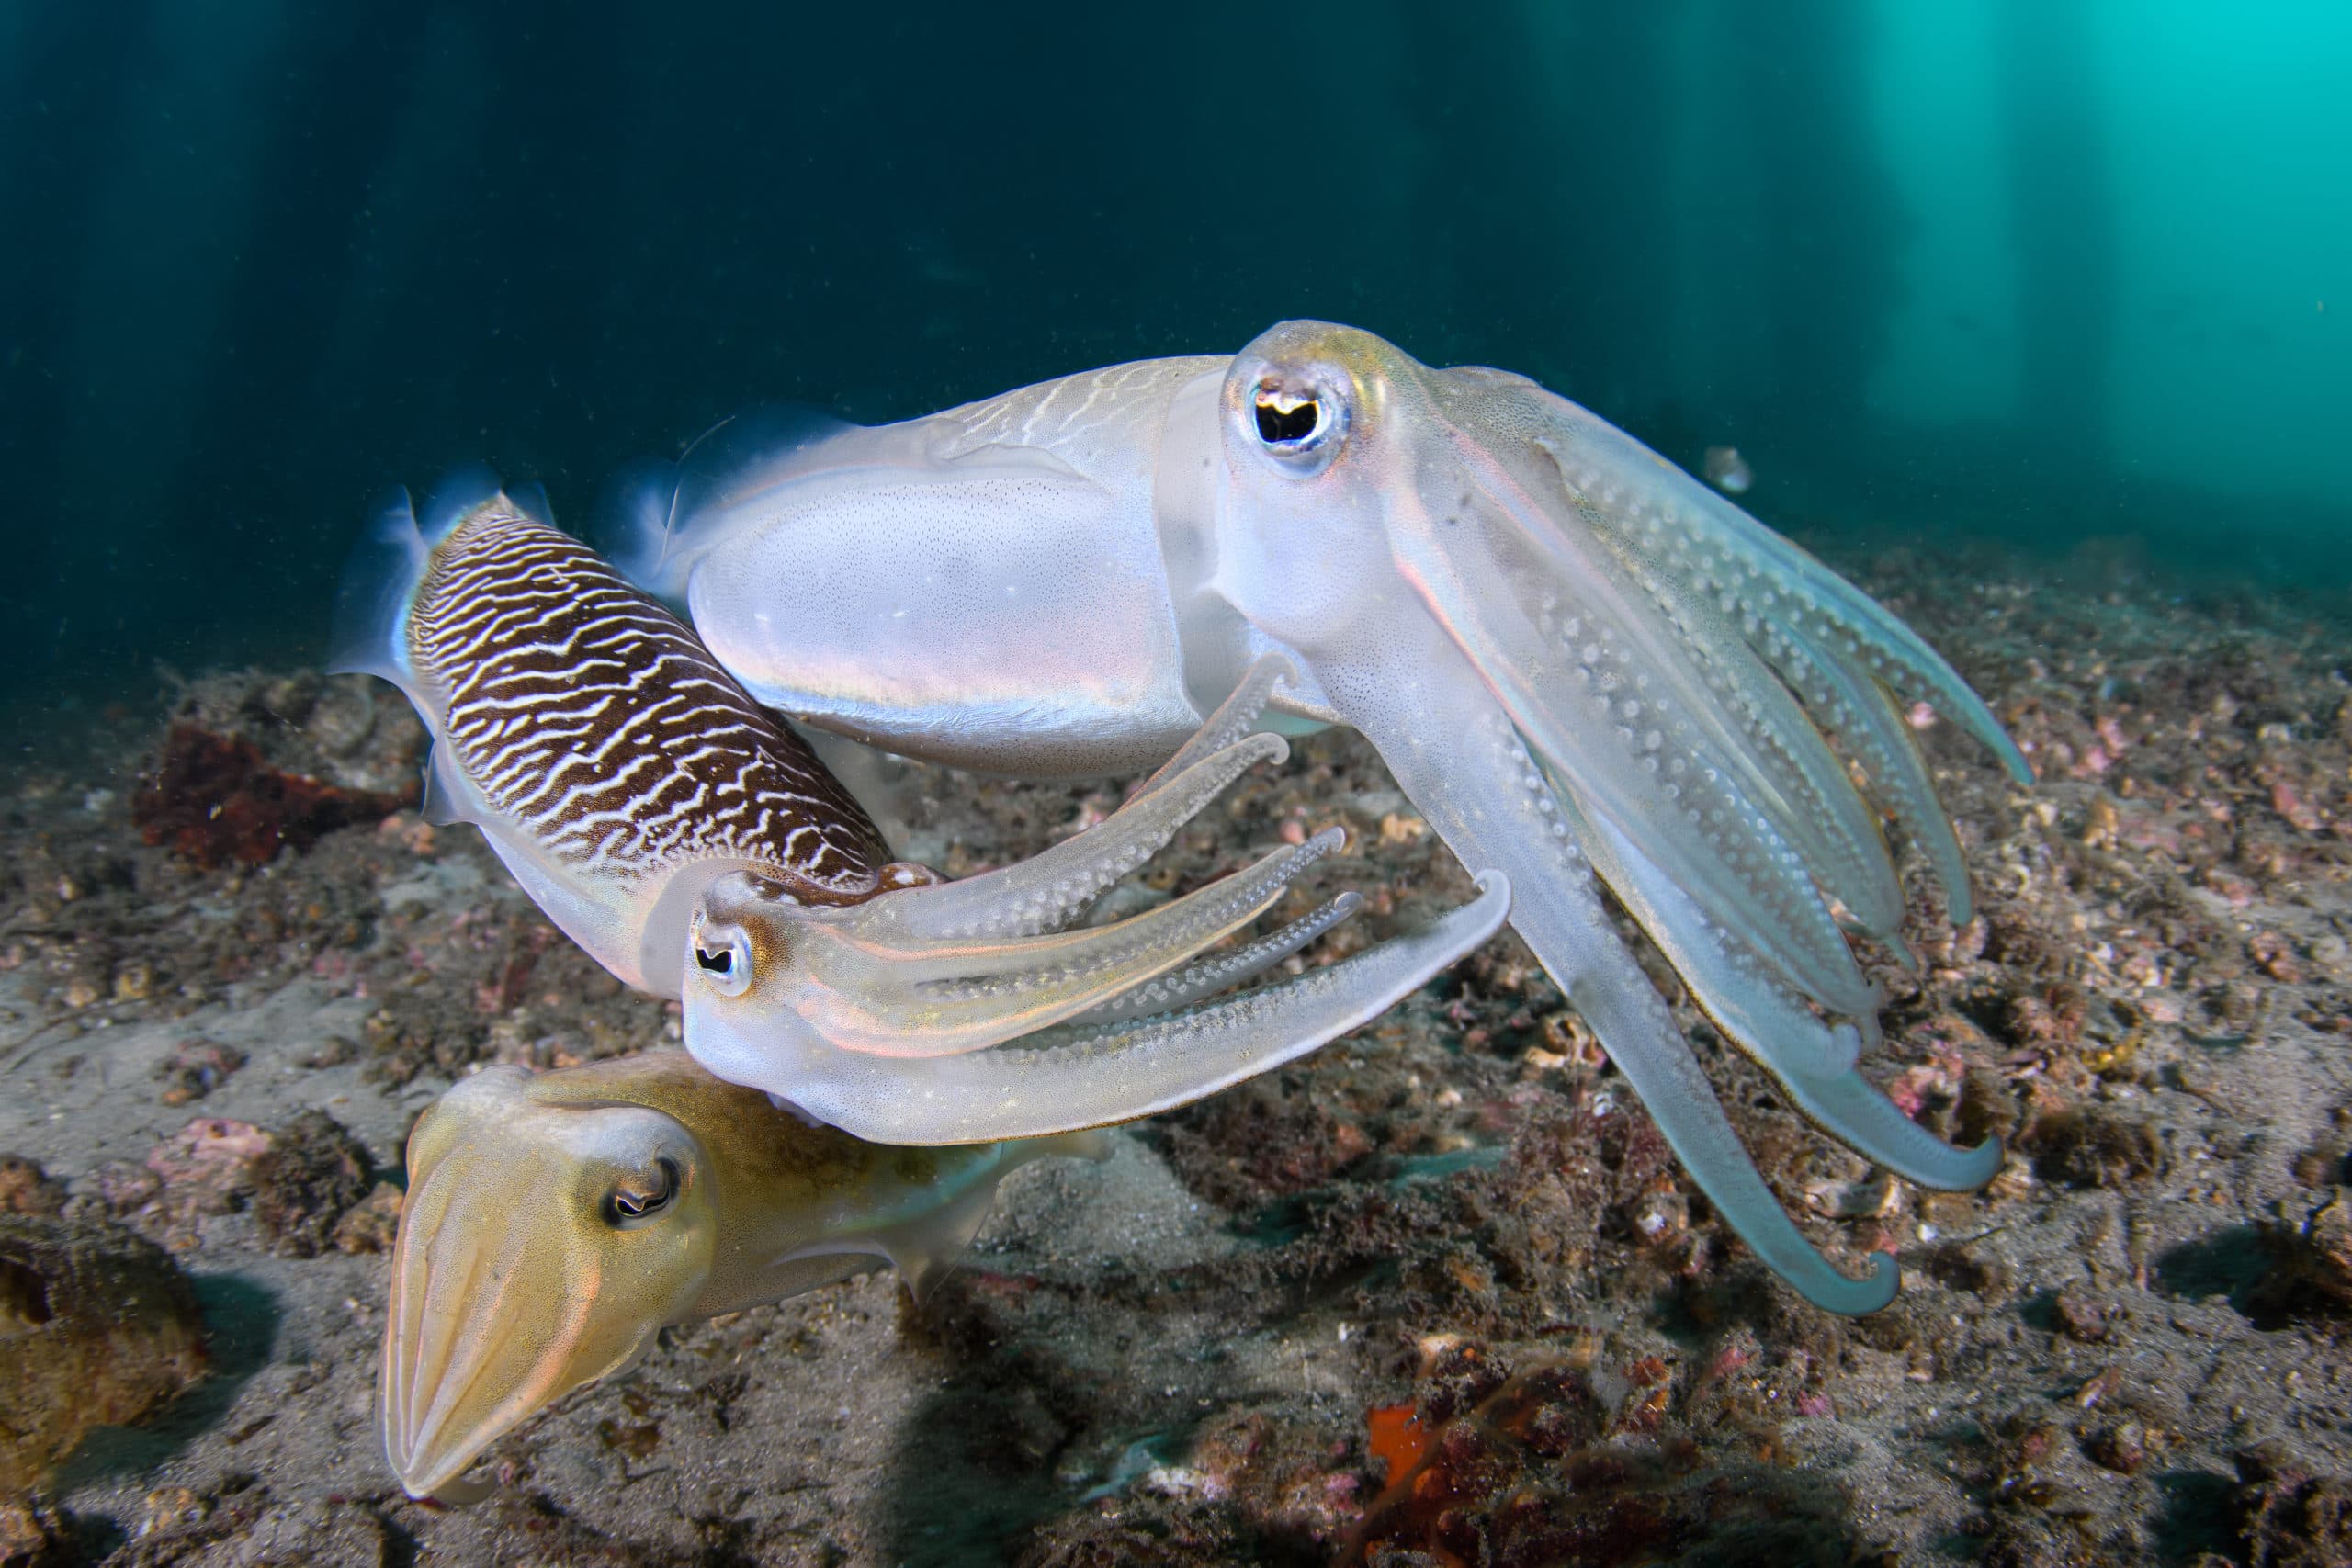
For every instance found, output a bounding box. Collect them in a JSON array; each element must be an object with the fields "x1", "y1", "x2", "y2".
[
  {"x1": 1956, "y1": 1067, "x2": 2022, "y2": 1153},
  {"x1": 2052, "y1": 1281, "x2": 2114, "y2": 1343},
  {"x1": 86, "y1": 1160, "x2": 163, "y2": 1218},
  {"x1": 249, "y1": 1111, "x2": 375, "y2": 1258},
  {"x1": 2250, "y1": 1190, "x2": 2352, "y2": 1321},
  {"x1": 0, "y1": 1158, "x2": 66, "y2": 1219},
  {"x1": 0, "y1": 1498, "x2": 80, "y2": 1568},
  {"x1": 332, "y1": 1181, "x2": 406, "y2": 1256},
  {"x1": 152, "y1": 1039, "x2": 247, "y2": 1107},
  {"x1": 0, "y1": 1213, "x2": 206, "y2": 1492},
  {"x1": 141, "y1": 1118, "x2": 273, "y2": 1236},
  {"x1": 2024, "y1": 1106, "x2": 2166, "y2": 1189},
  {"x1": 2234, "y1": 1441, "x2": 2352, "y2": 1568},
  {"x1": 2082, "y1": 1420, "x2": 2147, "y2": 1476}
]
